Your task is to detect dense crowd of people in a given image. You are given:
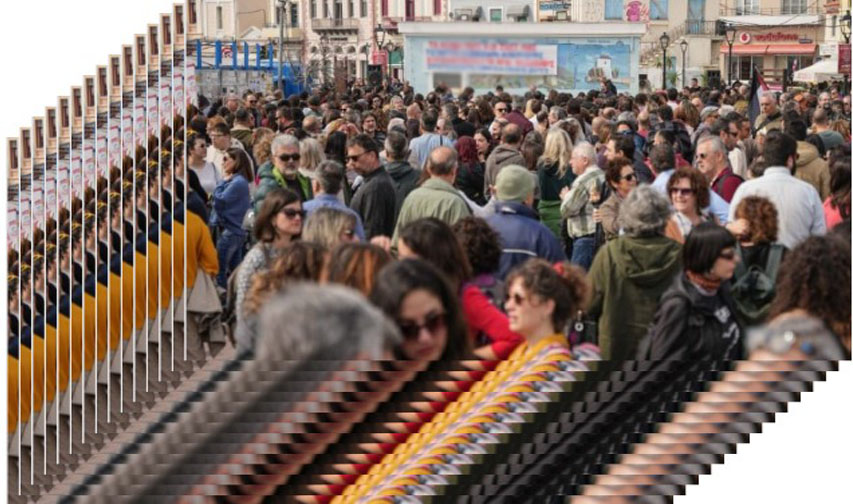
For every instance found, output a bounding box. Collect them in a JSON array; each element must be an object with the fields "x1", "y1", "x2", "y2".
[{"x1": 183, "y1": 78, "x2": 851, "y2": 365}]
